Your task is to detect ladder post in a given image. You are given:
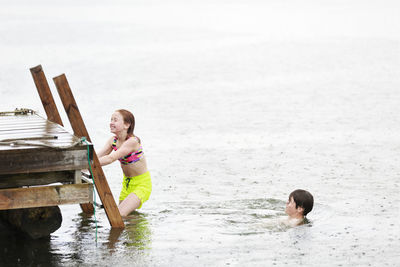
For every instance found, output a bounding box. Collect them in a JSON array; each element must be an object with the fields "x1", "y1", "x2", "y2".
[
  {"x1": 53, "y1": 74, "x2": 124, "y2": 228},
  {"x1": 30, "y1": 65, "x2": 63, "y2": 125}
]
